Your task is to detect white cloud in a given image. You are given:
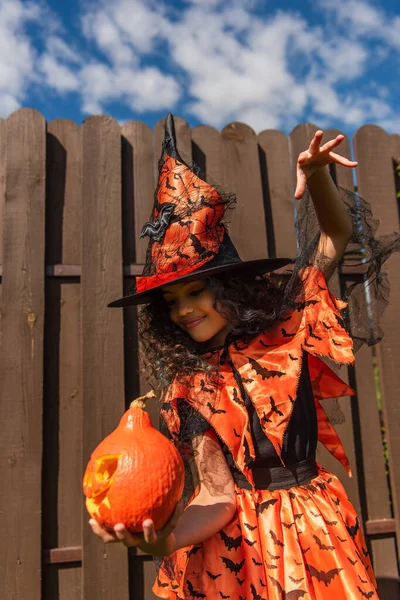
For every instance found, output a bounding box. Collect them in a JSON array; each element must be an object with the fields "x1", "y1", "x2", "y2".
[{"x1": 0, "y1": 0, "x2": 40, "y2": 116}]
